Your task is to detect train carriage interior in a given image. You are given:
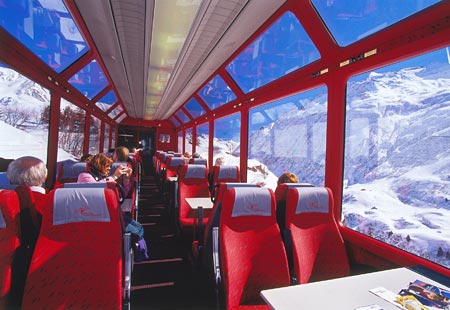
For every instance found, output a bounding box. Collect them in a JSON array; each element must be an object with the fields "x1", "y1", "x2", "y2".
[{"x1": 1, "y1": 0, "x2": 450, "y2": 309}]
